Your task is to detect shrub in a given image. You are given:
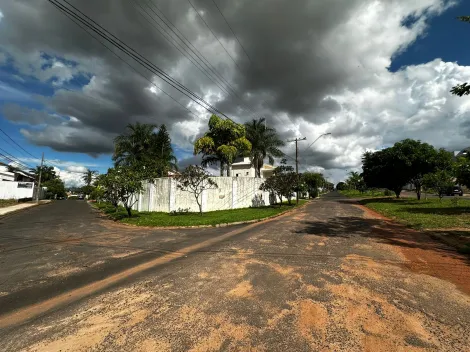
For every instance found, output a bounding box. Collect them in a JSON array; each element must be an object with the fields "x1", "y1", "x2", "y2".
[{"x1": 383, "y1": 189, "x2": 393, "y2": 196}]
